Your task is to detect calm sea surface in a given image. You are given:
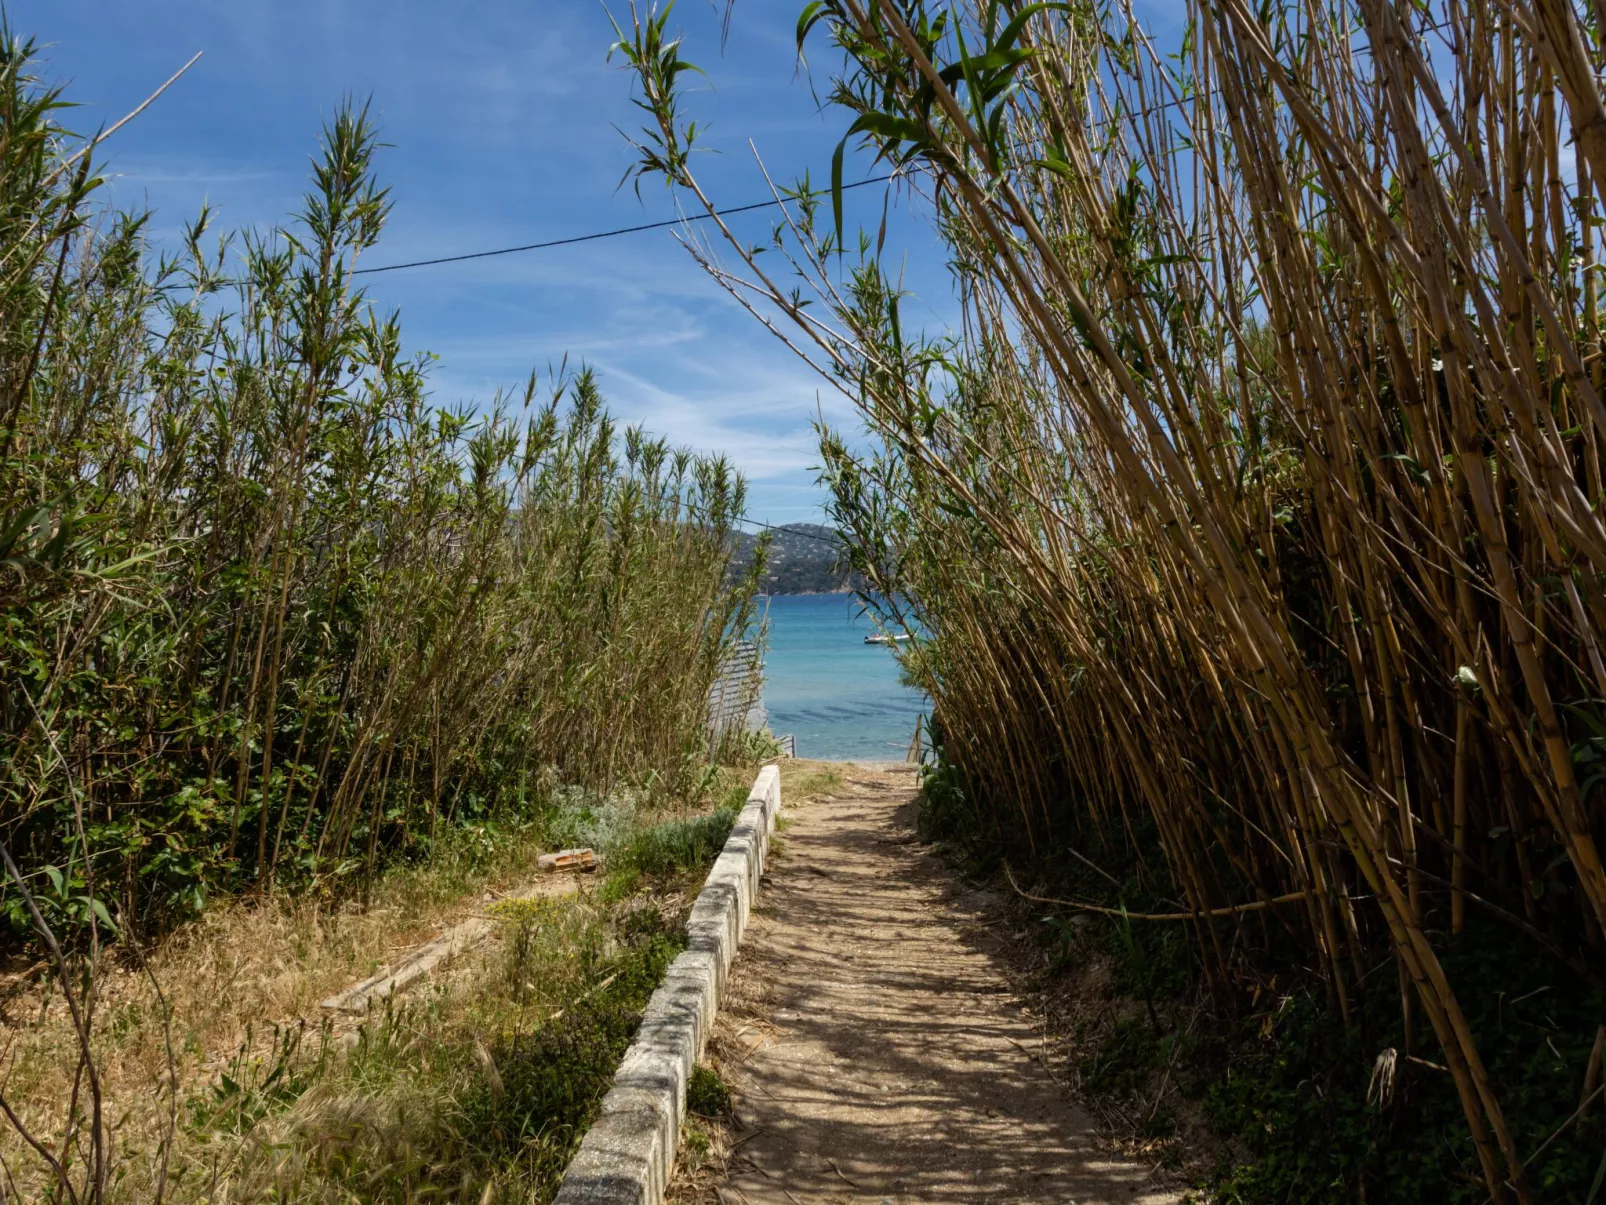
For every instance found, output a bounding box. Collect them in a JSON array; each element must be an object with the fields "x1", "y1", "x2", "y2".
[{"x1": 759, "y1": 593, "x2": 926, "y2": 762}]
